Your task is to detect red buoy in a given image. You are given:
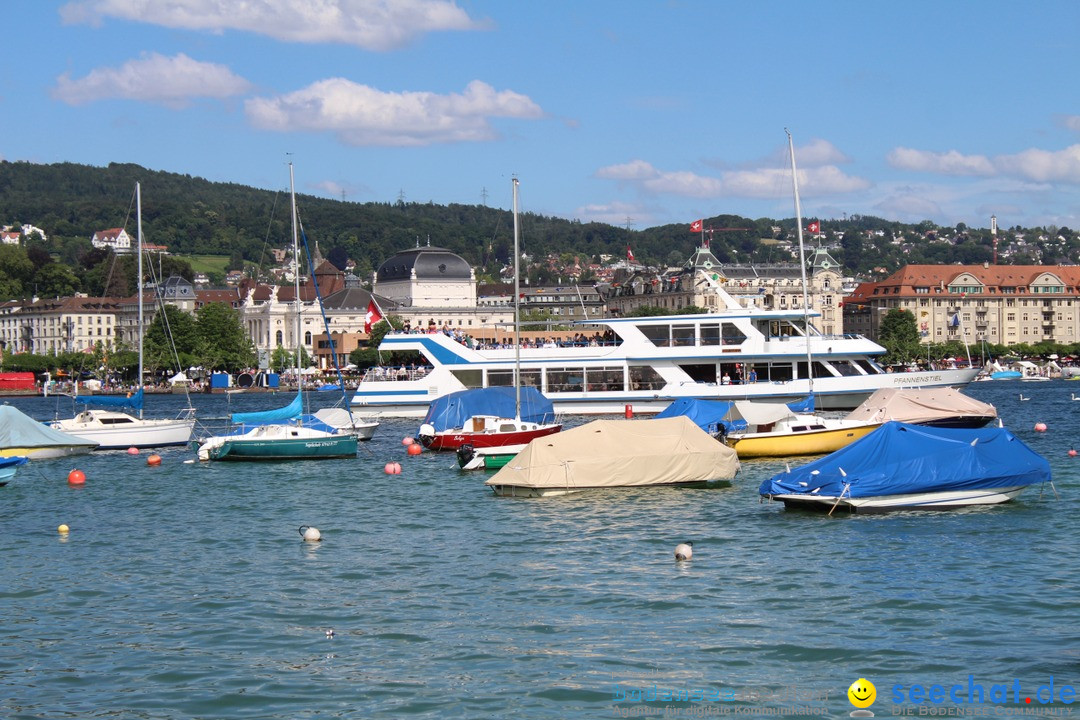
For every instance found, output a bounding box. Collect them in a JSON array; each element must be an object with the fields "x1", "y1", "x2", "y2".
[
  {"x1": 147, "y1": 454, "x2": 162, "y2": 466},
  {"x1": 401, "y1": 437, "x2": 415, "y2": 446},
  {"x1": 1034, "y1": 422, "x2": 1048, "y2": 433},
  {"x1": 406, "y1": 443, "x2": 422, "y2": 456},
  {"x1": 67, "y1": 469, "x2": 86, "y2": 485}
]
